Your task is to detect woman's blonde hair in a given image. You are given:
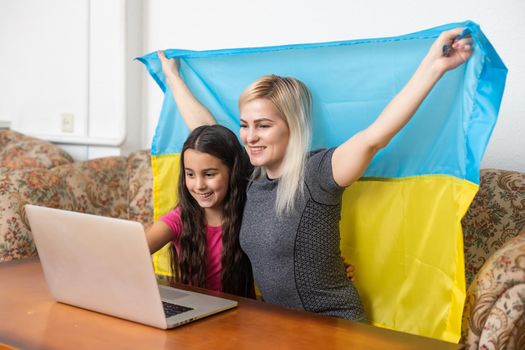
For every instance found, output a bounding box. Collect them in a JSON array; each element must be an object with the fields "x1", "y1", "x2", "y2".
[{"x1": 239, "y1": 75, "x2": 312, "y2": 215}]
